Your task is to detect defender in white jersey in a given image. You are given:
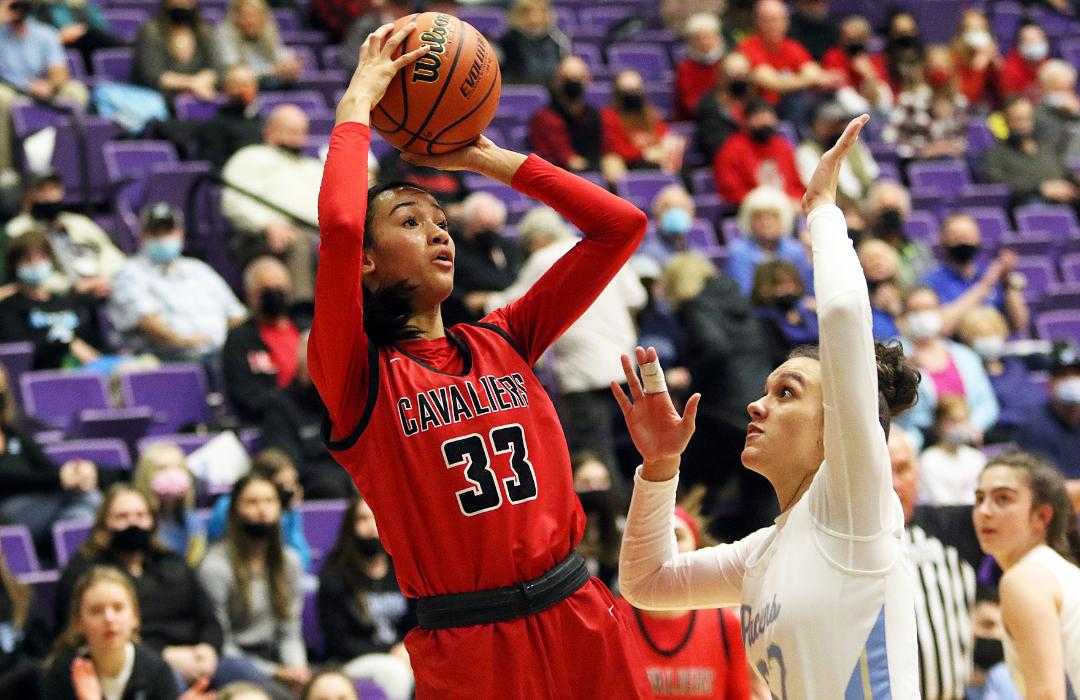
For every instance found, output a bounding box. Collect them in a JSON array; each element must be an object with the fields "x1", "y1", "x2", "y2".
[
  {"x1": 973, "y1": 452, "x2": 1080, "y2": 699},
  {"x1": 613, "y1": 115, "x2": 920, "y2": 699}
]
